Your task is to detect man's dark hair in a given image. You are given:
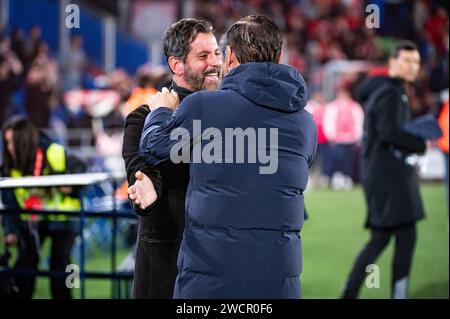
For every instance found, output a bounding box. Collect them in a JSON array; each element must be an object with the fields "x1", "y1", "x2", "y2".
[
  {"x1": 390, "y1": 40, "x2": 419, "y2": 58},
  {"x1": 225, "y1": 15, "x2": 283, "y2": 64},
  {"x1": 137, "y1": 73, "x2": 154, "y2": 88},
  {"x1": 163, "y1": 18, "x2": 214, "y2": 73}
]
